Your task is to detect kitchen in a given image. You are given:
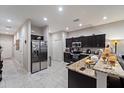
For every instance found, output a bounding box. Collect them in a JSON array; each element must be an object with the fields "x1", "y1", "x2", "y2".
[
  {"x1": 64, "y1": 34, "x2": 105, "y2": 63},
  {"x1": 61, "y1": 21, "x2": 124, "y2": 88},
  {"x1": 48, "y1": 18, "x2": 124, "y2": 88},
  {"x1": 0, "y1": 5, "x2": 124, "y2": 88}
]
